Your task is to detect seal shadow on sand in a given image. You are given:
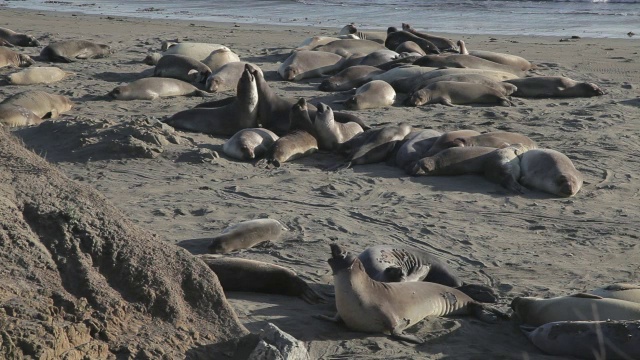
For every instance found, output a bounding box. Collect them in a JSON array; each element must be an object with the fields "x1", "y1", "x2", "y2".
[{"x1": 93, "y1": 68, "x2": 154, "y2": 83}]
